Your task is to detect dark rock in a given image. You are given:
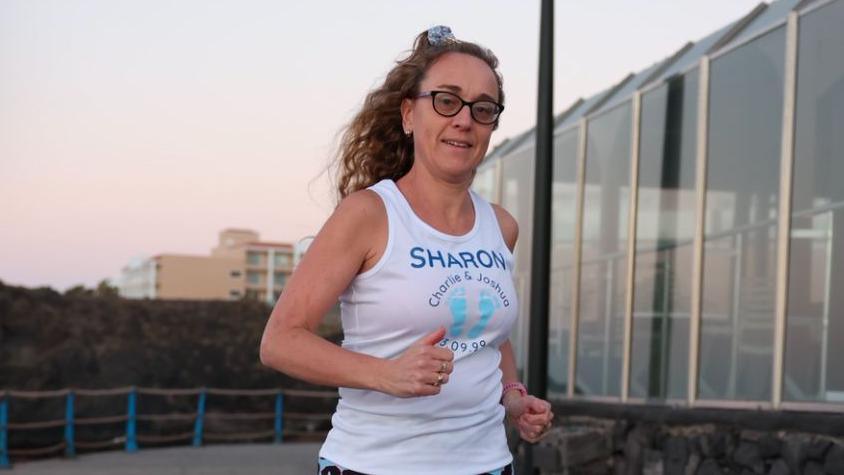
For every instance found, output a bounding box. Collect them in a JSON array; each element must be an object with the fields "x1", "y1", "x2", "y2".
[
  {"x1": 578, "y1": 457, "x2": 613, "y2": 475},
  {"x1": 639, "y1": 424, "x2": 659, "y2": 446},
  {"x1": 533, "y1": 443, "x2": 561, "y2": 471},
  {"x1": 655, "y1": 431, "x2": 670, "y2": 450},
  {"x1": 686, "y1": 452, "x2": 702, "y2": 475},
  {"x1": 740, "y1": 430, "x2": 763, "y2": 442},
  {"x1": 667, "y1": 437, "x2": 690, "y2": 462},
  {"x1": 781, "y1": 434, "x2": 808, "y2": 474},
  {"x1": 612, "y1": 420, "x2": 630, "y2": 454},
  {"x1": 758, "y1": 435, "x2": 782, "y2": 459},
  {"x1": 613, "y1": 454, "x2": 627, "y2": 475},
  {"x1": 644, "y1": 448, "x2": 664, "y2": 475},
  {"x1": 733, "y1": 442, "x2": 764, "y2": 473},
  {"x1": 704, "y1": 431, "x2": 731, "y2": 460},
  {"x1": 625, "y1": 424, "x2": 657, "y2": 475},
  {"x1": 726, "y1": 432, "x2": 739, "y2": 460},
  {"x1": 697, "y1": 459, "x2": 724, "y2": 475},
  {"x1": 558, "y1": 428, "x2": 611, "y2": 469},
  {"x1": 702, "y1": 433, "x2": 723, "y2": 459},
  {"x1": 806, "y1": 437, "x2": 832, "y2": 460},
  {"x1": 689, "y1": 436, "x2": 704, "y2": 455},
  {"x1": 766, "y1": 459, "x2": 789, "y2": 475},
  {"x1": 665, "y1": 437, "x2": 689, "y2": 475},
  {"x1": 667, "y1": 458, "x2": 686, "y2": 475},
  {"x1": 803, "y1": 460, "x2": 824, "y2": 475},
  {"x1": 824, "y1": 442, "x2": 844, "y2": 475}
]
